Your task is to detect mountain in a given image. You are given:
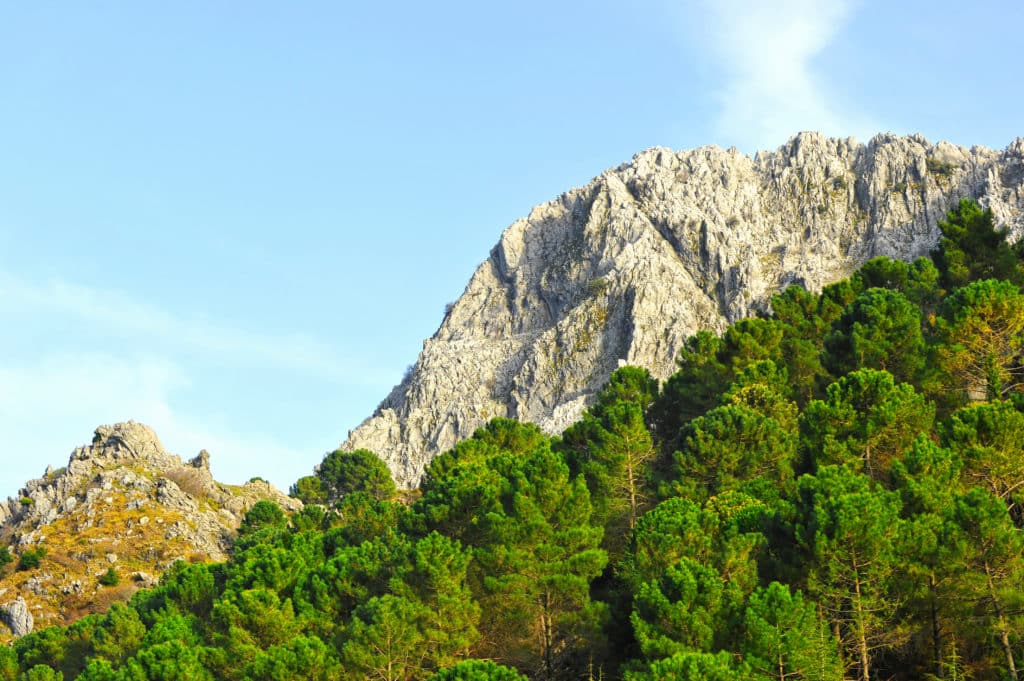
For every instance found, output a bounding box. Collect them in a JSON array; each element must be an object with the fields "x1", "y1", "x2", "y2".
[
  {"x1": 340, "y1": 132, "x2": 1024, "y2": 488},
  {"x1": 0, "y1": 422, "x2": 299, "y2": 639}
]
